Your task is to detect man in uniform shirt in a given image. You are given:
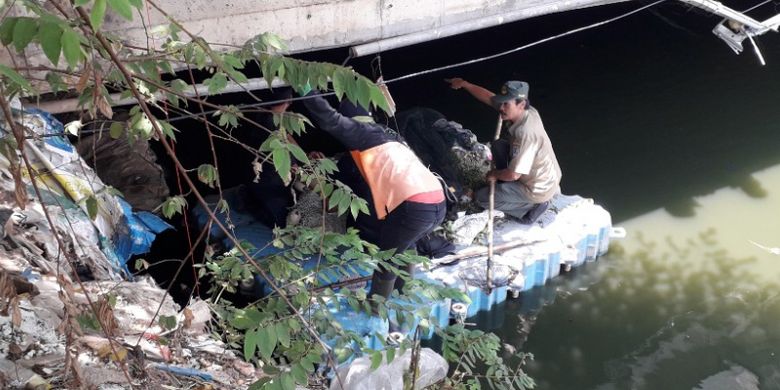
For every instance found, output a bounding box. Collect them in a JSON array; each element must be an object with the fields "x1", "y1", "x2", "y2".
[{"x1": 447, "y1": 78, "x2": 562, "y2": 223}]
